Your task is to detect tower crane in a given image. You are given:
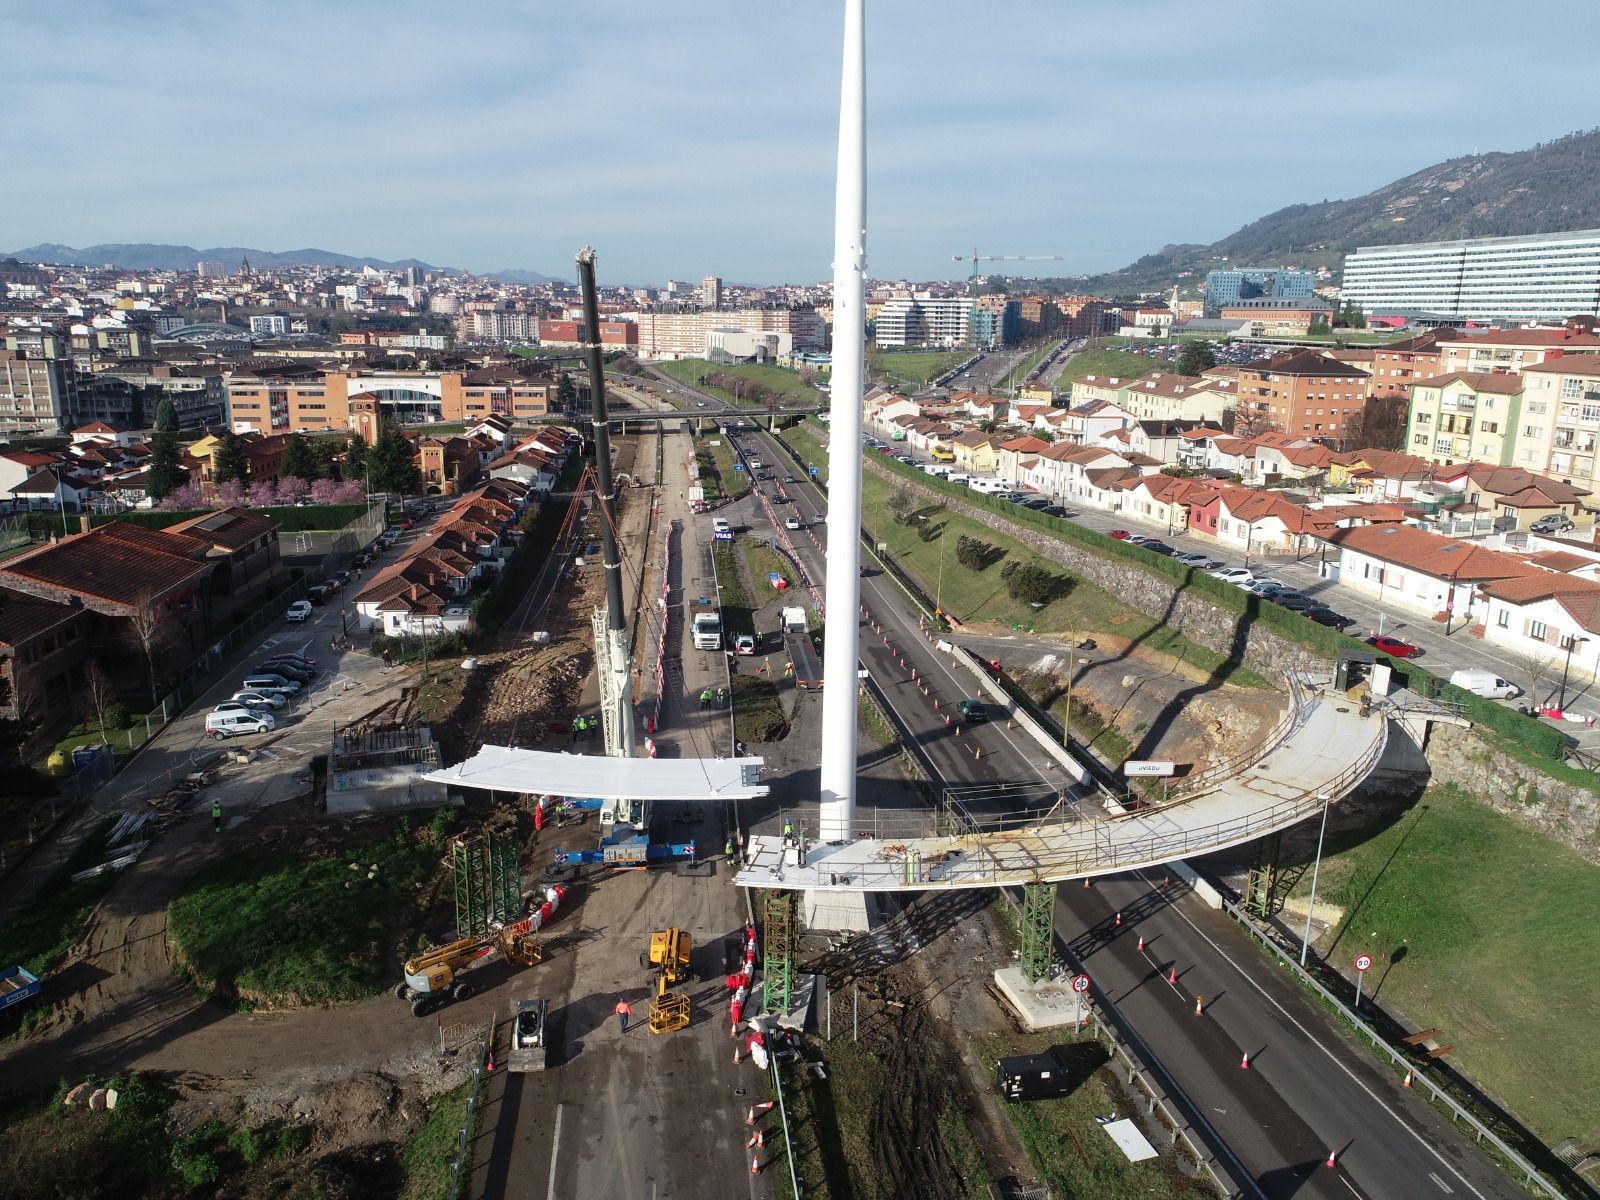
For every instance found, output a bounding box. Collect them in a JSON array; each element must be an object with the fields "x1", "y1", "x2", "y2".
[{"x1": 951, "y1": 251, "x2": 1063, "y2": 348}]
